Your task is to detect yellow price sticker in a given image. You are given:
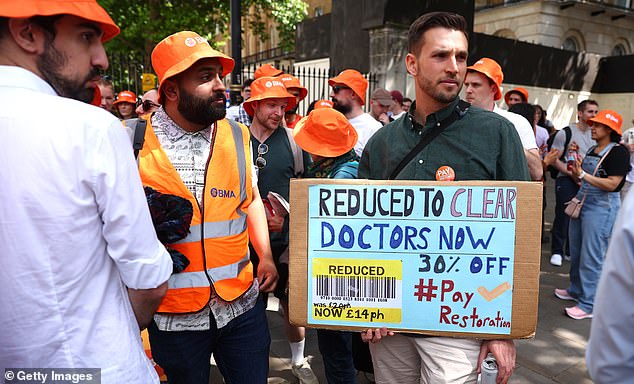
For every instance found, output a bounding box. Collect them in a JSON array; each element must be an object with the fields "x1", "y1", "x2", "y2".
[{"x1": 312, "y1": 258, "x2": 402, "y2": 279}]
